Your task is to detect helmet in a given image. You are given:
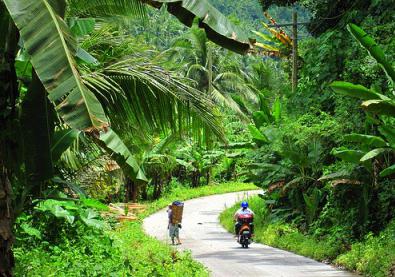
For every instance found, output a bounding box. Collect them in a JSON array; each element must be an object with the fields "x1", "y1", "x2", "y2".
[{"x1": 241, "y1": 201, "x2": 248, "y2": 208}]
